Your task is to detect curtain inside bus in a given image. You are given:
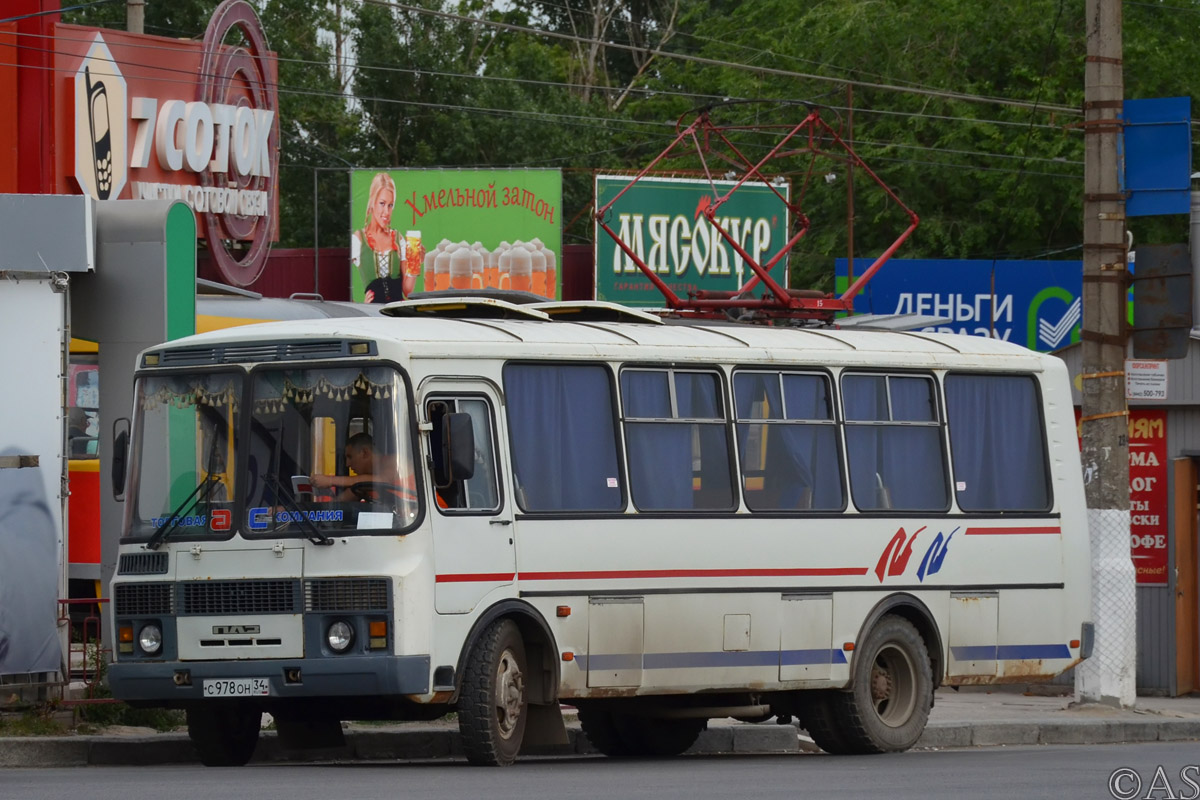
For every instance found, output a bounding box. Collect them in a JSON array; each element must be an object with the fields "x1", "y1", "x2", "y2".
[
  {"x1": 504, "y1": 364, "x2": 623, "y2": 512},
  {"x1": 843, "y1": 375, "x2": 948, "y2": 511},
  {"x1": 945, "y1": 374, "x2": 1050, "y2": 511}
]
